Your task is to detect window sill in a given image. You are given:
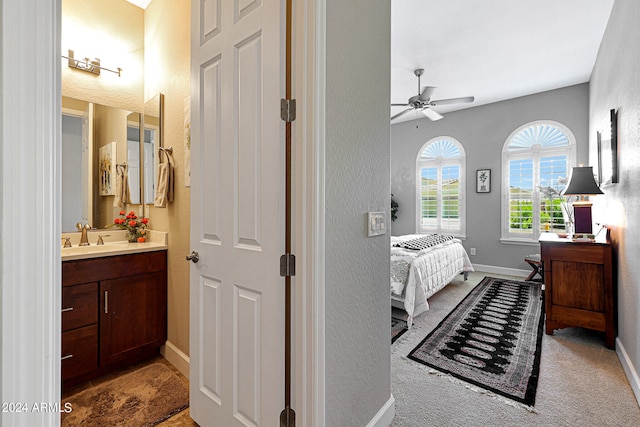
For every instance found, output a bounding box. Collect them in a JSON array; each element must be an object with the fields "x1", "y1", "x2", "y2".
[{"x1": 500, "y1": 238, "x2": 540, "y2": 247}]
